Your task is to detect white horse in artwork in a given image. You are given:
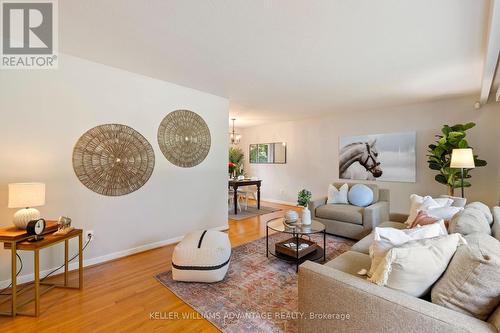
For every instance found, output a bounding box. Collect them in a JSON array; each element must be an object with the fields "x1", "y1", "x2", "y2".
[{"x1": 340, "y1": 139, "x2": 383, "y2": 180}]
